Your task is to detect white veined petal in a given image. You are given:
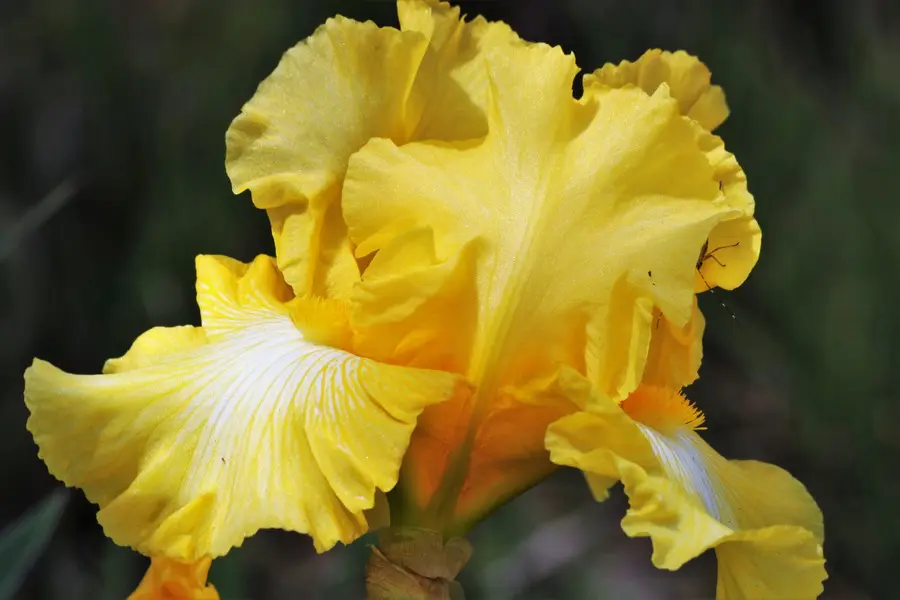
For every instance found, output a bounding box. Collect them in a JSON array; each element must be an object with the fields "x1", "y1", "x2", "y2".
[
  {"x1": 547, "y1": 386, "x2": 826, "y2": 599},
  {"x1": 25, "y1": 255, "x2": 461, "y2": 560},
  {"x1": 636, "y1": 424, "x2": 736, "y2": 528}
]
